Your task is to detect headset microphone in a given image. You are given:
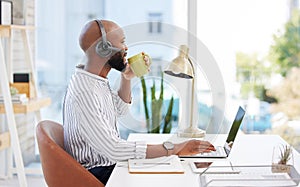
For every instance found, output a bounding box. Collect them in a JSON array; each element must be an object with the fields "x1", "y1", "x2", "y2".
[{"x1": 95, "y1": 20, "x2": 121, "y2": 57}]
